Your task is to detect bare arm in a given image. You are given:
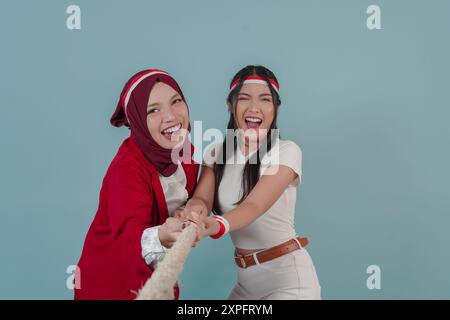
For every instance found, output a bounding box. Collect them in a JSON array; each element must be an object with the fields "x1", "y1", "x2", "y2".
[
  {"x1": 184, "y1": 165, "x2": 215, "y2": 217},
  {"x1": 204, "y1": 165, "x2": 298, "y2": 235}
]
